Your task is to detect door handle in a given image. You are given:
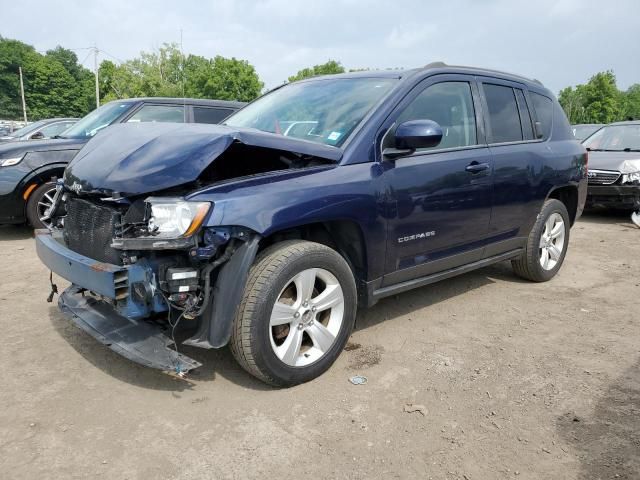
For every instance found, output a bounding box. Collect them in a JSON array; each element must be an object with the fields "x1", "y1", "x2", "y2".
[{"x1": 465, "y1": 161, "x2": 490, "y2": 174}]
